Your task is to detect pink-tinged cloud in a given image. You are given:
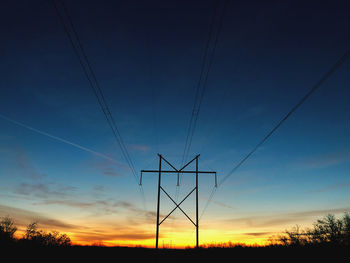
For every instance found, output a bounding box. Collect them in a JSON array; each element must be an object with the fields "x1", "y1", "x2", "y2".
[
  {"x1": 225, "y1": 207, "x2": 350, "y2": 228},
  {"x1": 0, "y1": 204, "x2": 160, "y2": 245},
  {"x1": 300, "y1": 150, "x2": 350, "y2": 169},
  {"x1": 0, "y1": 204, "x2": 77, "y2": 230},
  {"x1": 130, "y1": 144, "x2": 150, "y2": 152}
]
